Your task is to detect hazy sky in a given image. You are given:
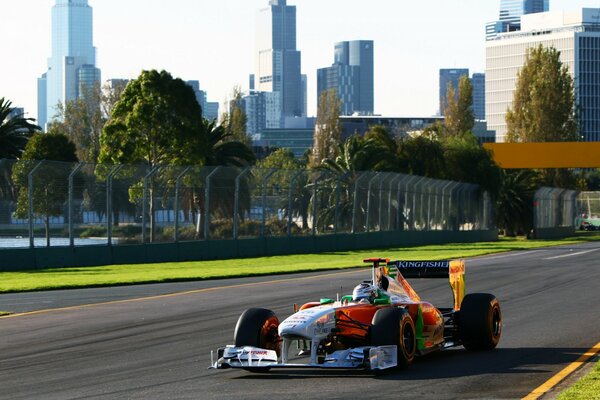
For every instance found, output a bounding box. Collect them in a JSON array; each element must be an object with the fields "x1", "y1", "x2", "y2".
[{"x1": 1, "y1": 0, "x2": 598, "y2": 122}]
